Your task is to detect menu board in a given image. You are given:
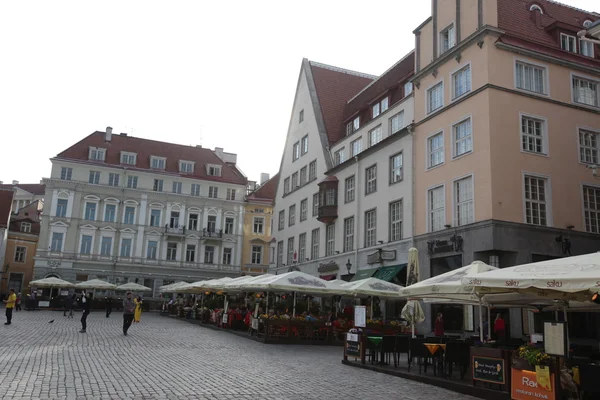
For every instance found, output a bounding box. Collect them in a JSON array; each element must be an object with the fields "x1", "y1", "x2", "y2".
[
  {"x1": 222, "y1": 314, "x2": 228, "y2": 324},
  {"x1": 472, "y1": 356, "x2": 505, "y2": 384},
  {"x1": 345, "y1": 333, "x2": 361, "y2": 358},
  {"x1": 354, "y1": 305, "x2": 366, "y2": 328},
  {"x1": 251, "y1": 318, "x2": 259, "y2": 330},
  {"x1": 544, "y1": 321, "x2": 567, "y2": 357}
]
